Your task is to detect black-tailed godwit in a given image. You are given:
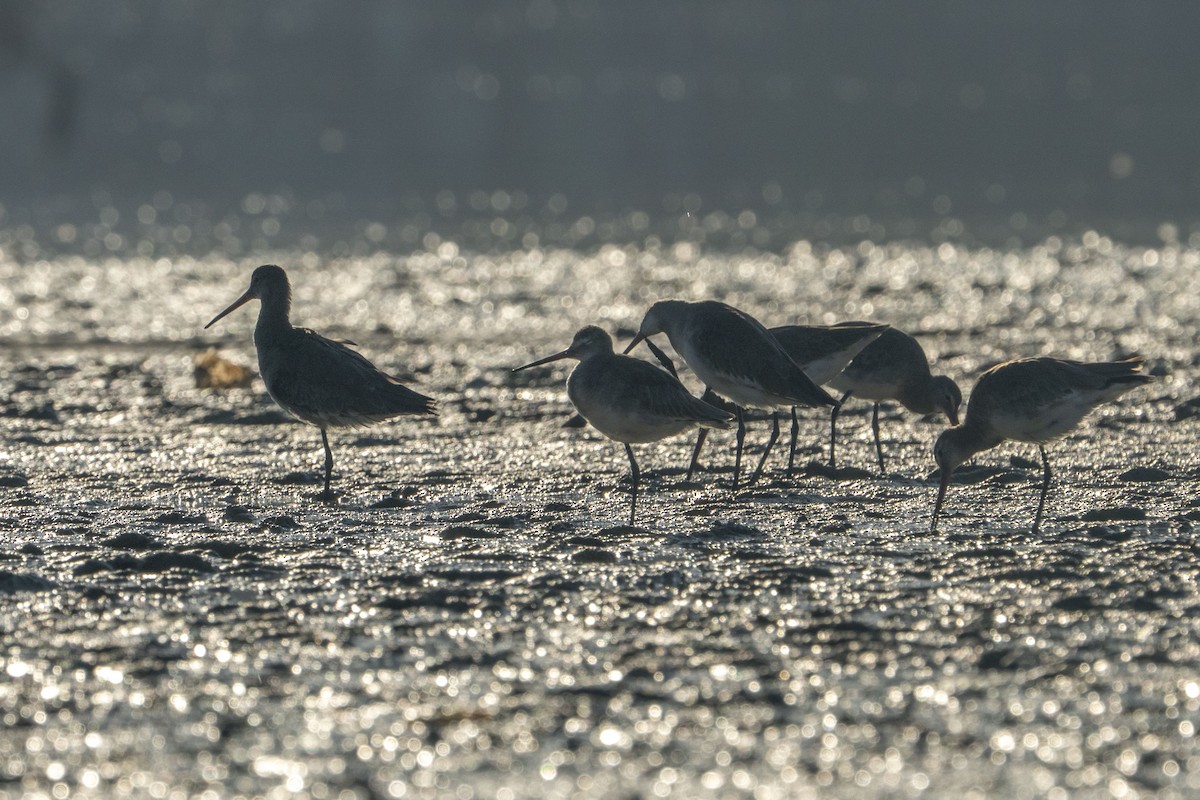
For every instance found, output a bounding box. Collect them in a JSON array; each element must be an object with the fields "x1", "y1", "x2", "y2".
[
  {"x1": 624, "y1": 300, "x2": 837, "y2": 489},
  {"x1": 514, "y1": 326, "x2": 732, "y2": 525},
  {"x1": 205, "y1": 264, "x2": 436, "y2": 502},
  {"x1": 828, "y1": 324, "x2": 961, "y2": 474},
  {"x1": 932, "y1": 356, "x2": 1152, "y2": 532},
  {"x1": 685, "y1": 322, "x2": 888, "y2": 480}
]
